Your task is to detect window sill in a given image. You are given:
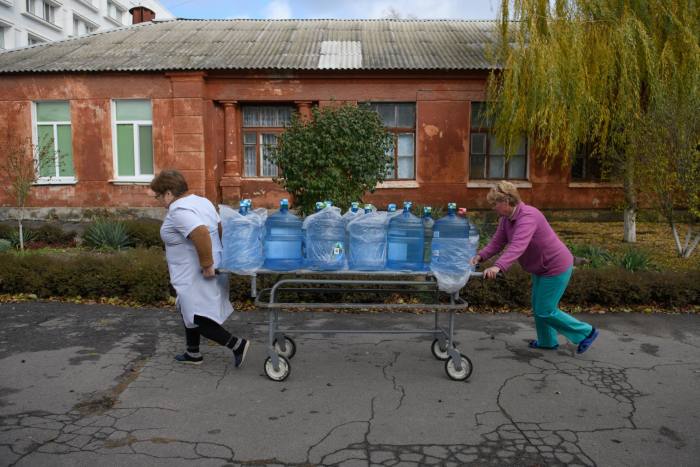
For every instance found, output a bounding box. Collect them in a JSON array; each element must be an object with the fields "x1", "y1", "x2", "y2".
[
  {"x1": 21, "y1": 12, "x2": 62, "y2": 32},
  {"x1": 74, "y1": 0, "x2": 99, "y2": 12},
  {"x1": 241, "y1": 177, "x2": 276, "y2": 181},
  {"x1": 34, "y1": 177, "x2": 77, "y2": 185},
  {"x1": 467, "y1": 180, "x2": 532, "y2": 188},
  {"x1": 568, "y1": 181, "x2": 622, "y2": 188},
  {"x1": 110, "y1": 177, "x2": 153, "y2": 185},
  {"x1": 376, "y1": 180, "x2": 419, "y2": 189},
  {"x1": 103, "y1": 15, "x2": 123, "y2": 27},
  {"x1": 0, "y1": 0, "x2": 13, "y2": 9}
]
